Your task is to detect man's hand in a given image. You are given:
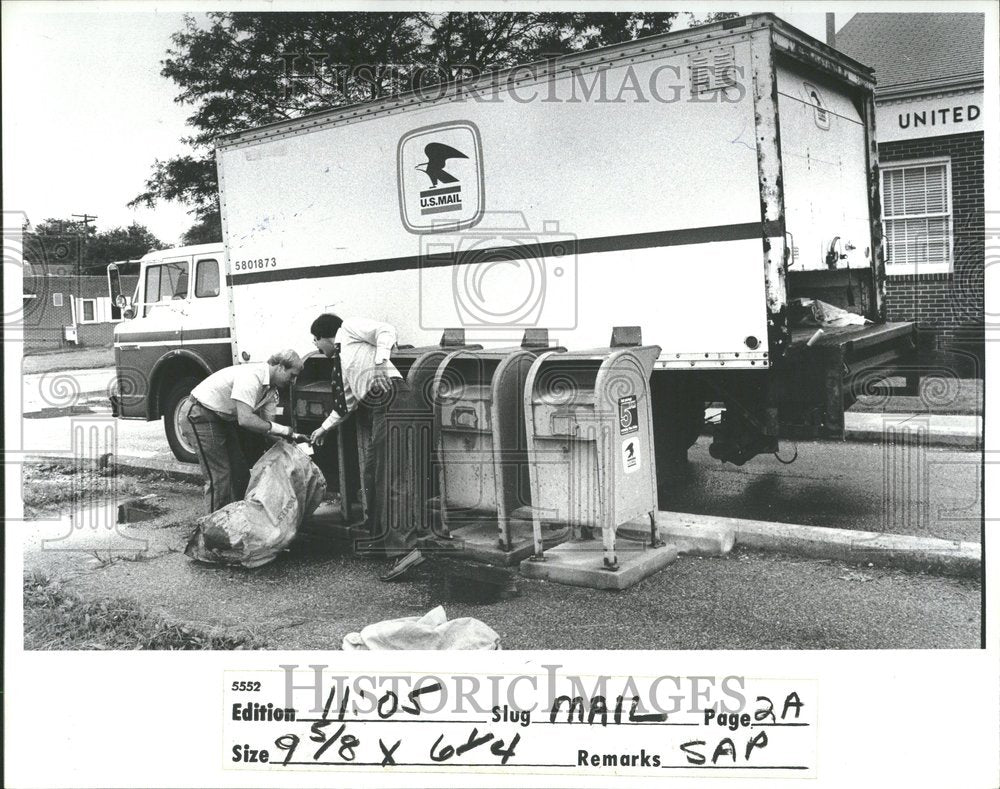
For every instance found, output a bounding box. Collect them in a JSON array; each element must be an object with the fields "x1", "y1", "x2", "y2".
[
  {"x1": 268, "y1": 421, "x2": 293, "y2": 438},
  {"x1": 310, "y1": 426, "x2": 329, "y2": 446},
  {"x1": 371, "y1": 360, "x2": 392, "y2": 390}
]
